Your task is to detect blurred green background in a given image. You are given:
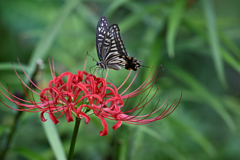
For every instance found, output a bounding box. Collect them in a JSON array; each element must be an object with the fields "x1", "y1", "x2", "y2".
[{"x1": 0, "y1": 0, "x2": 240, "y2": 159}]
